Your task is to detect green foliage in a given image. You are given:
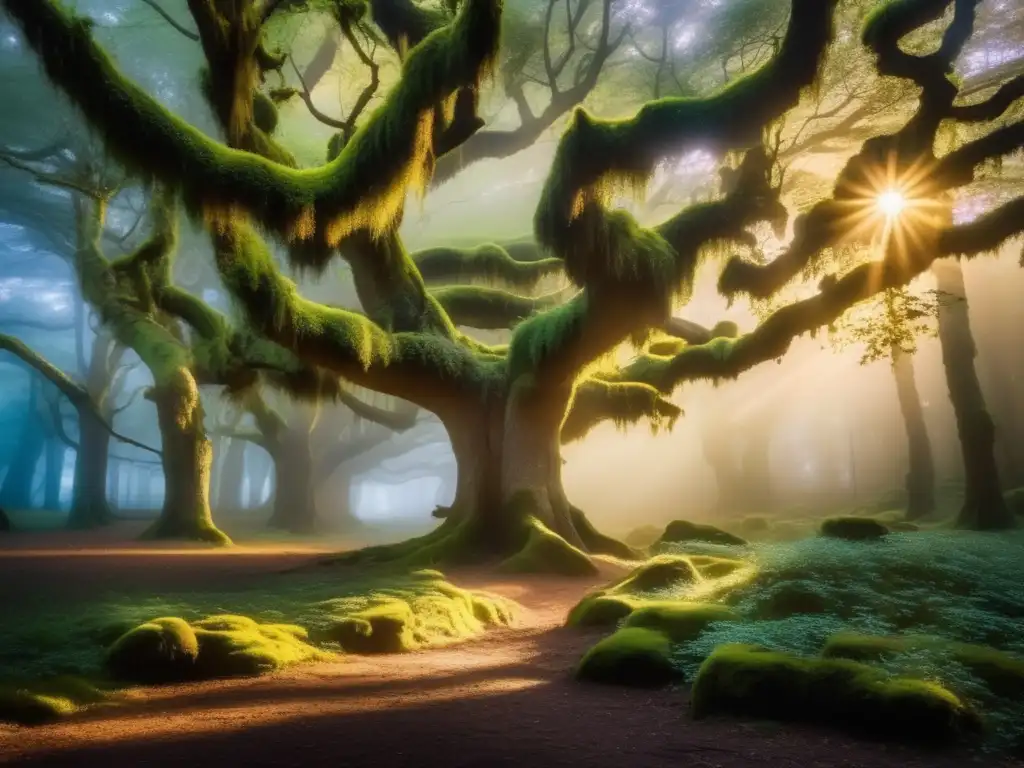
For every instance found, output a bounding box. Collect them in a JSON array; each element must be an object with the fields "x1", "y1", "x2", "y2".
[
  {"x1": 576, "y1": 627, "x2": 681, "y2": 687},
  {"x1": 820, "y1": 515, "x2": 890, "y2": 541},
  {"x1": 657, "y1": 519, "x2": 748, "y2": 547},
  {"x1": 692, "y1": 644, "x2": 980, "y2": 743},
  {"x1": 831, "y1": 287, "x2": 939, "y2": 364},
  {"x1": 0, "y1": 676, "x2": 113, "y2": 725}
]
